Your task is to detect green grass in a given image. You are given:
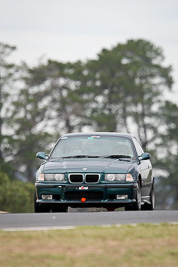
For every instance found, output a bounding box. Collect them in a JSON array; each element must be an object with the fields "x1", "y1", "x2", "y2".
[{"x1": 0, "y1": 224, "x2": 178, "y2": 267}]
